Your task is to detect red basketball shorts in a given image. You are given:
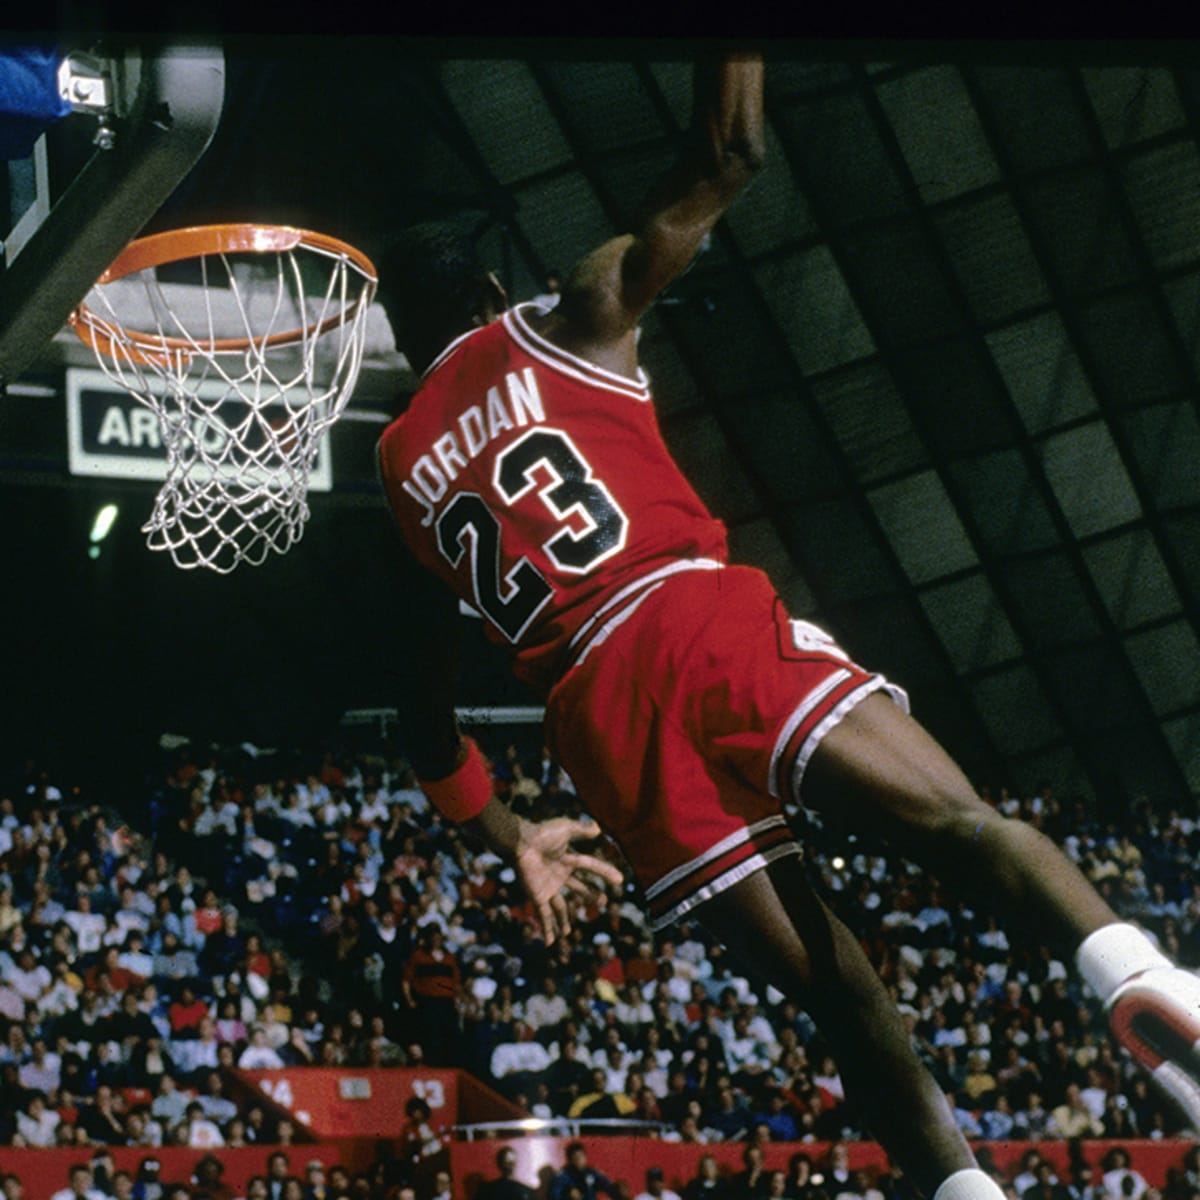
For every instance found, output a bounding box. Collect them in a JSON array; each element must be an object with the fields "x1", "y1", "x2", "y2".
[{"x1": 545, "y1": 563, "x2": 908, "y2": 931}]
